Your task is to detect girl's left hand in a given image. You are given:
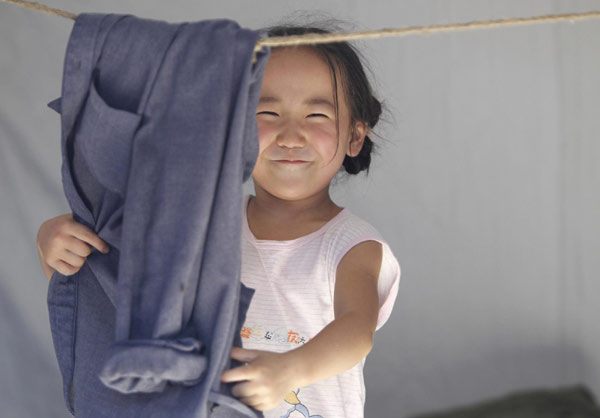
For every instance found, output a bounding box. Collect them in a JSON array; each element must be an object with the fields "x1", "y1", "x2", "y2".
[{"x1": 221, "y1": 347, "x2": 299, "y2": 411}]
